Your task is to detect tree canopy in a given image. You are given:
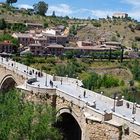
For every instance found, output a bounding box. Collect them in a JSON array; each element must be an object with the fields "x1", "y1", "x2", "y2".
[
  {"x1": 0, "y1": 18, "x2": 7, "y2": 30},
  {"x1": 52, "y1": 11, "x2": 56, "y2": 17},
  {"x1": 0, "y1": 34, "x2": 19, "y2": 46},
  {"x1": 0, "y1": 89, "x2": 62, "y2": 140},
  {"x1": 6, "y1": 0, "x2": 17, "y2": 5},
  {"x1": 33, "y1": 1, "x2": 48, "y2": 16}
]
